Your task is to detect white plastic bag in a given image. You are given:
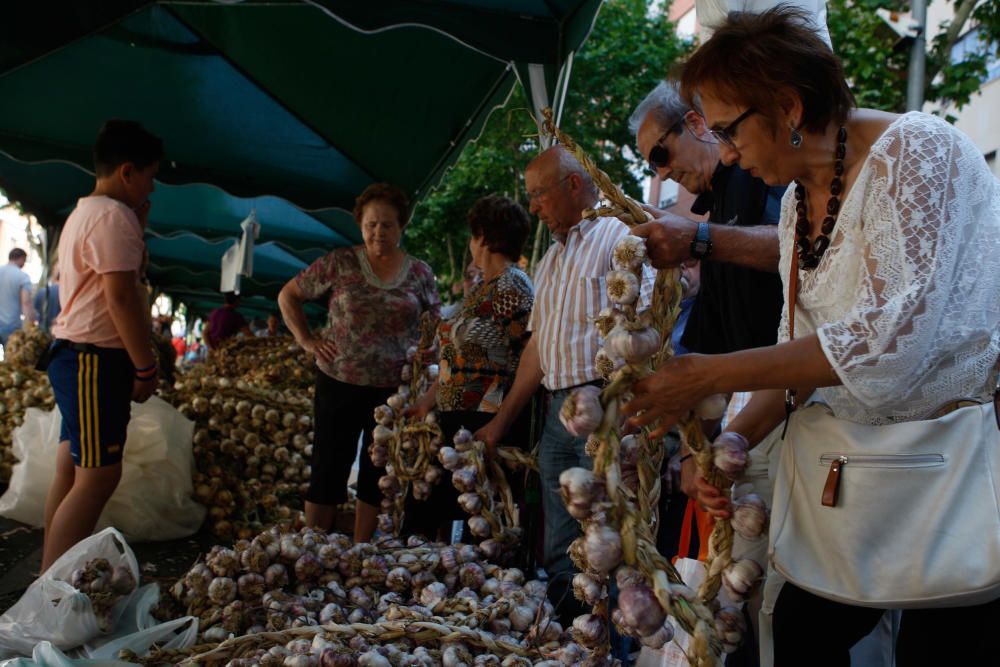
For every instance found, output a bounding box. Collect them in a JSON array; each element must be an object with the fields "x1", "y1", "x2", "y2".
[
  {"x1": 78, "y1": 584, "x2": 198, "y2": 661},
  {"x1": 0, "y1": 641, "x2": 136, "y2": 667},
  {"x1": 0, "y1": 528, "x2": 139, "y2": 658},
  {"x1": 0, "y1": 397, "x2": 205, "y2": 541}
]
